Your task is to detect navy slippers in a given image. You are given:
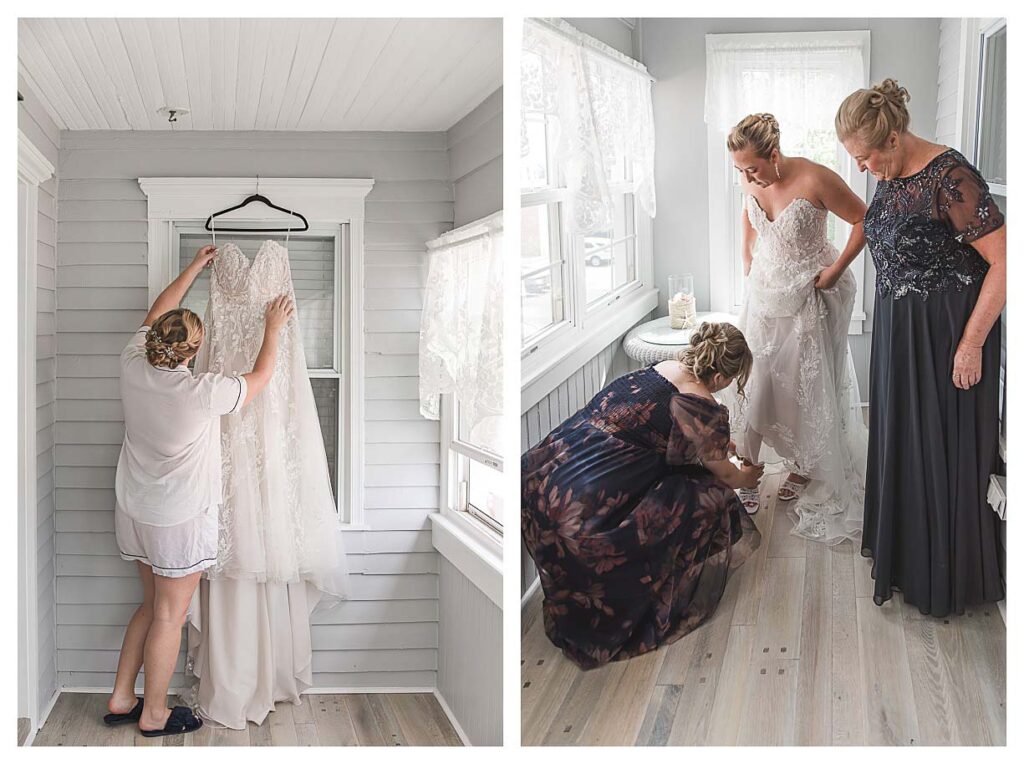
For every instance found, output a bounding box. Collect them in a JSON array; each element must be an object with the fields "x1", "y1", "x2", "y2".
[
  {"x1": 139, "y1": 706, "x2": 204, "y2": 738},
  {"x1": 102, "y1": 698, "x2": 143, "y2": 726}
]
